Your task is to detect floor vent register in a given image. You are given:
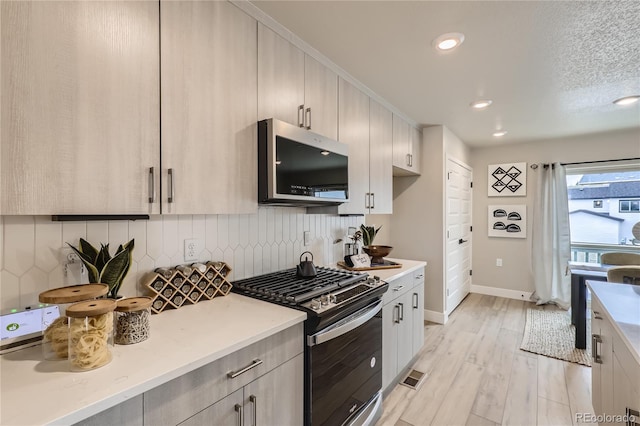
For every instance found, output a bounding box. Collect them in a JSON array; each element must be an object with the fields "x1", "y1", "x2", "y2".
[{"x1": 399, "y1": 369, "x2": 427, "y2": 390}]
